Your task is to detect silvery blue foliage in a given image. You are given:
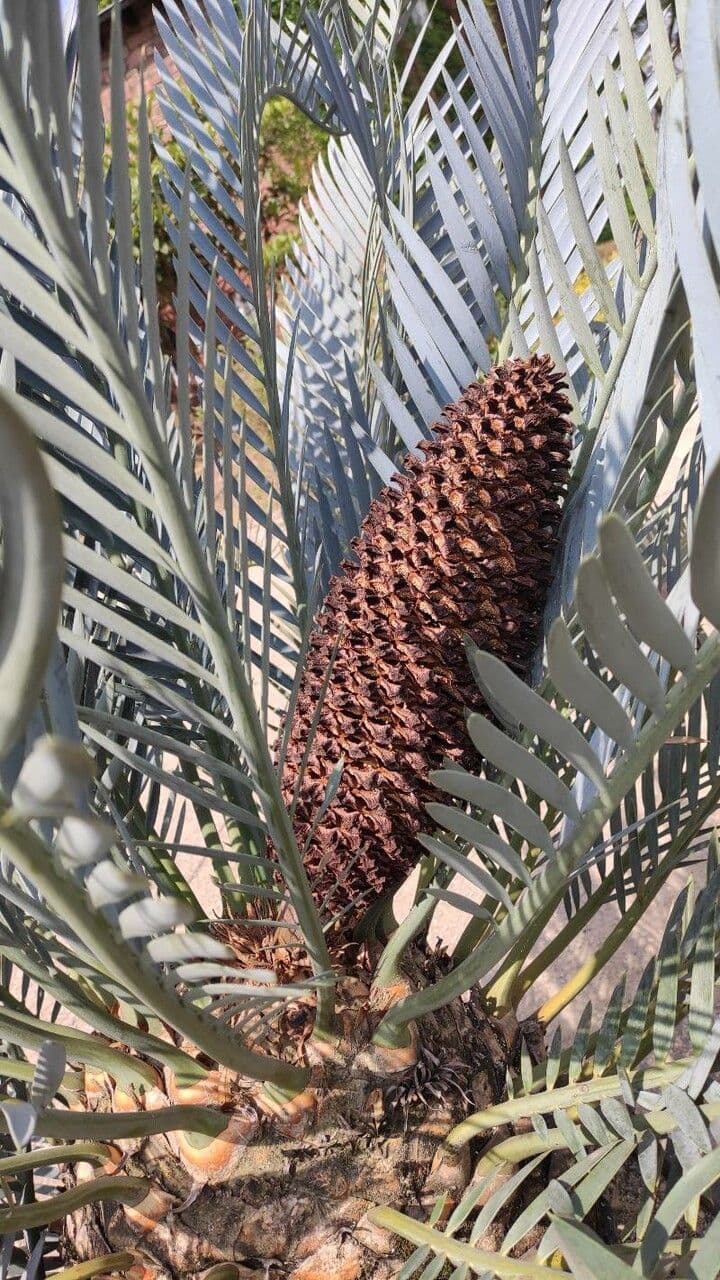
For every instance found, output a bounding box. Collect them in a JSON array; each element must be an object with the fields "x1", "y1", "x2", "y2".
[{"x1": 0, "y1": 0, "x2": 719, "y2": 1271}]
